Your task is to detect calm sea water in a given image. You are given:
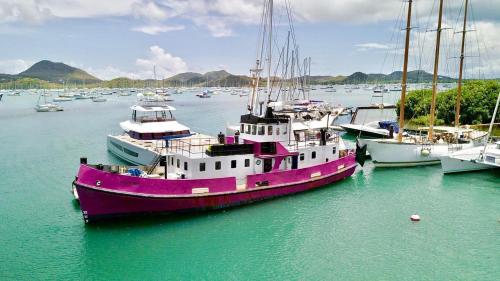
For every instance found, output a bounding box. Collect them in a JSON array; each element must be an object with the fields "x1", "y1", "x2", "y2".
[{"x1": 0, "y1": 88, "x2": 498, "y2": 280}]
